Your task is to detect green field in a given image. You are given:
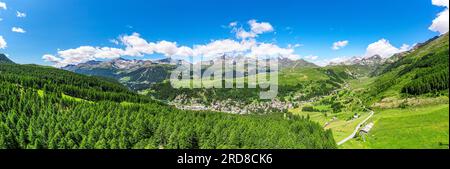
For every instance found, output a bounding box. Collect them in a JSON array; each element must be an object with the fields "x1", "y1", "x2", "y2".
[
  {"x1": 170, "y1": 67, "x2": 328, "y2": 88},
  {"x1": 341, "y1": 104, "x2": 449, "y2": 149},
  {"x1": 279, "y1": 68, "x2": 329, "y2": 86},
  {"x1": 290, "y1": 108, "x2": 370, "y2": 142}
]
